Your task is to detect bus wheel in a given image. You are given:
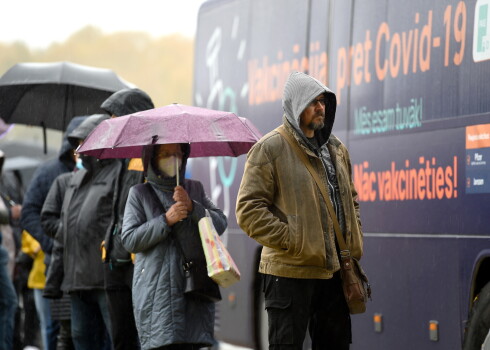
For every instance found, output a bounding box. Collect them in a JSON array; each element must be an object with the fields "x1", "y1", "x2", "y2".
[{"x1": 463, "y1": 281, "x2": 490, "y2": 350}]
